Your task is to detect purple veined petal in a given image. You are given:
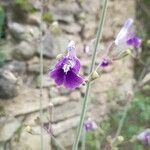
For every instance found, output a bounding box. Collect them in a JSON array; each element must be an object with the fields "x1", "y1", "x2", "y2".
[
  {"x1": 72, "y1": 57, "x2": 81, "y2": 73},
  {"x1": 49, "y1": 68, "x2": 65, "y2": 86},
  {"x1": 64, "y1": 70, "x2": 83, "y2": 89},
  {"x1": 115, "y1": 18, "x2": 134, "y2": 45},
  {"x1": 55, "y1": 57, "x2": 67, "y2": 69}
]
